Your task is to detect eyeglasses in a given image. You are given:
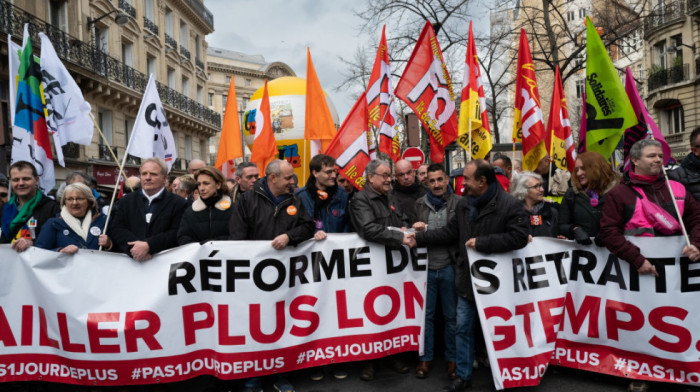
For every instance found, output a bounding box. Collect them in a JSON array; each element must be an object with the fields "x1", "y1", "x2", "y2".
[
  {"x1": 527, "y1": 183, "x2": 544, "y2": 190},
  {"x1": 66, "y1": 197, "x2": 87, "y2": 203},
  {"x1": 373, "y1": 172, "x2": 391, "y2": 179}
]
